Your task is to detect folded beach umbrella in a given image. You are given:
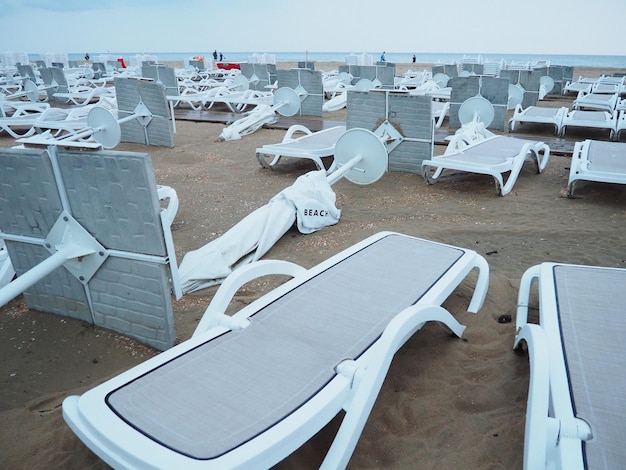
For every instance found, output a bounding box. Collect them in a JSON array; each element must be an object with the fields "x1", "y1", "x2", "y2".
[{"x1": 178, "y1": 170, "x2": 341, "y2": 293}]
